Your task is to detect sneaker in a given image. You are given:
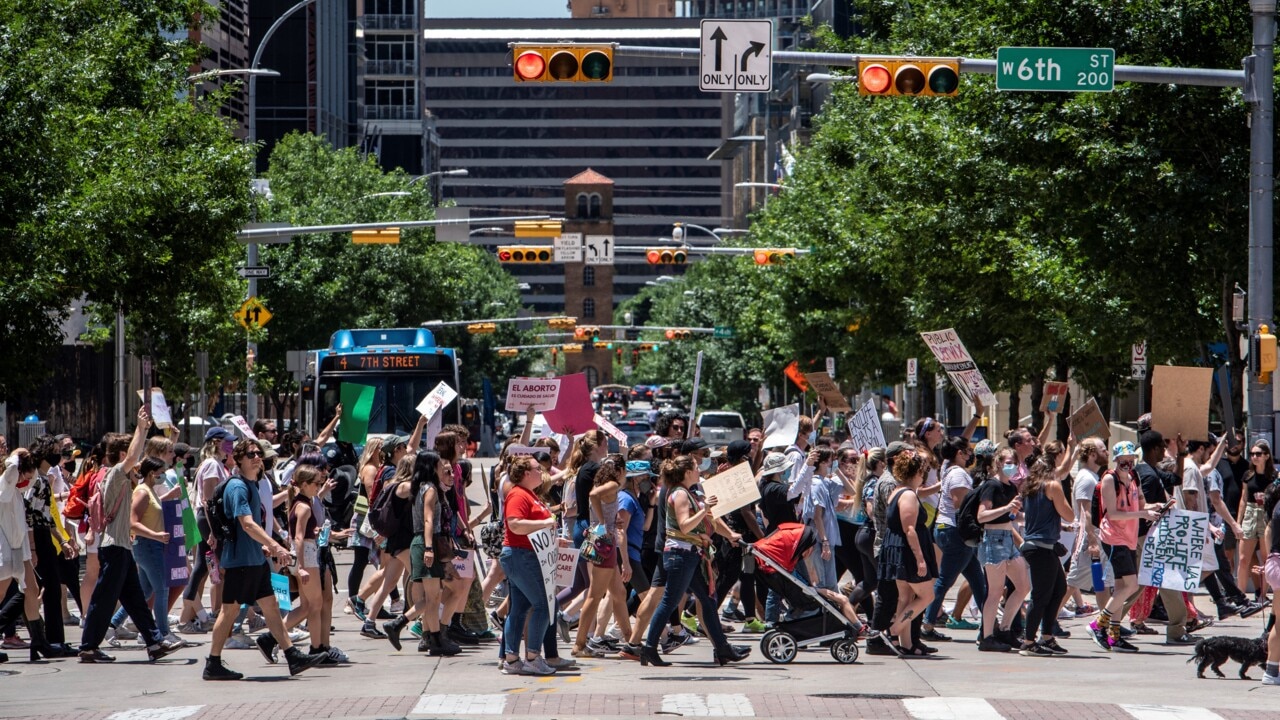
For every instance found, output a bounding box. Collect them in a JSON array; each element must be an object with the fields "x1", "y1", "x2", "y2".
[
  {"x1": 103, "y1": 627, "x2": 122, "y2": 648},
  {"x1": 1075, "y1": 603, "x2": 1097, "y2": 617},
  {"x1": 325, "y1": 646, "x2": 350, "y2": 663},
  {"x1": 224, "y1": 632, "x2": 255, "y2": 650},
  {"x1": 556, "y1": 612, "x2": 571, "y2": 644},
  {"x1": 1241, "y1": 600, "x2": 1267, "y2": 619},
  {"x1": 1262, "y1": 672, "x2": 1280, "y2": 686},
  {"x1": 389, "y1": 600, "x2": 405, "y2": 615},
  {"x1": 285, "y1": 648, "x2": 328, "y2": 676},
  {"x1": 348, "y1": 598, "x2": 368, "y2": 622},
  {"x1": 545, "y1": 656, "x2": 579, "y2": 670},
  {"x1": 1039, "y1": 638, "x2": 1069, "y2": 655},
  {"x1": 977, "y1": 636, "x2": 1011, "y2": 652},
  {"x1": 520, "y1": 655, "x2": 557, "y2": 676},
  {"x1": 571, "y1": 645, "x2": 605, "y2": 658},
  {"x1": 1088, "y1": 621, "x2": 1111, "y2": 652},
  {"x1": 742, "y1": 618, "x2": 768, "y2": 633},
  {"x1": 246, "y1": 615, "x2": 266, "y2": 633},
  {"x1": 177, "y1": 620, "x2": 210, "y2": 635},
  {"x1": 63, "y1": 614, "x2": 81, "y2": 627},
  {"x1": 147, "y1": 638, "x2": 185, "y2": 662},
  {"x1": 1058, "y1": 607, "x2": 1076, "y2": 620},
  {"x1": 408, "y1": 620, "x2": 423, "y2": 639},
  {"x1": 202, "y1": 657, "x2": 243, "y2": 680},
  {"x1": 1051, "y1": 622, "x2": 1071, "y2": 639},
  {"x1": 920, "y1": 627, "x2": 951, "y2": 642},
  {"x1": 255, "y1": 634, "x2": 279, "y2": 664},
  {"x1": 618, "y1": 643, "x2": 641, "y2": 661},
  {"x1": 164, "y1": 632, "x2": 192, "y2": 648},
  {"x1": 342, "y1": 598, "x2": 355, "y2": 615},
  {"x1": 680, "y1": 612, "x2": 698, "y2": 636},
  {"x1": 79, "y1": 648, "x2": 116, "y2": 663},
  {"x1": 501, "y1": 658, "x2": 525, "y2": 675},
  {"x1": 721, "y1": 605, "x2": 745, "y2": 622},
  {"x1": 1019, "y1": 642, "x2": 1054, "y2": 657},
  {"x1": 1110, "y1": 637, "x2": 1140, "y2": 653},
  {"x1": 588, "y1": 636, "x2": 617, "y2": 653},
  {"x1": 2, "y1": 635, "x2": 30, "y2": 650},
  {"x1": 605, "y1": 624, "x2": 626, "y2": 641},
  {"x1": 1166, "y1": 633, "x2": 1200, "y2": 646},
  {"x1": 122, "y1": 620, "x2": 138, "y2": 634},
  {"x1": 360, "y1": 621, "x2": 387, "y2": 639},
  {"x1": 945, "y1": 617, "x2": 979, "y2": 631},
  {"x1": 1118, "y1": 625, "x2": 1136, "y2": 638}
]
